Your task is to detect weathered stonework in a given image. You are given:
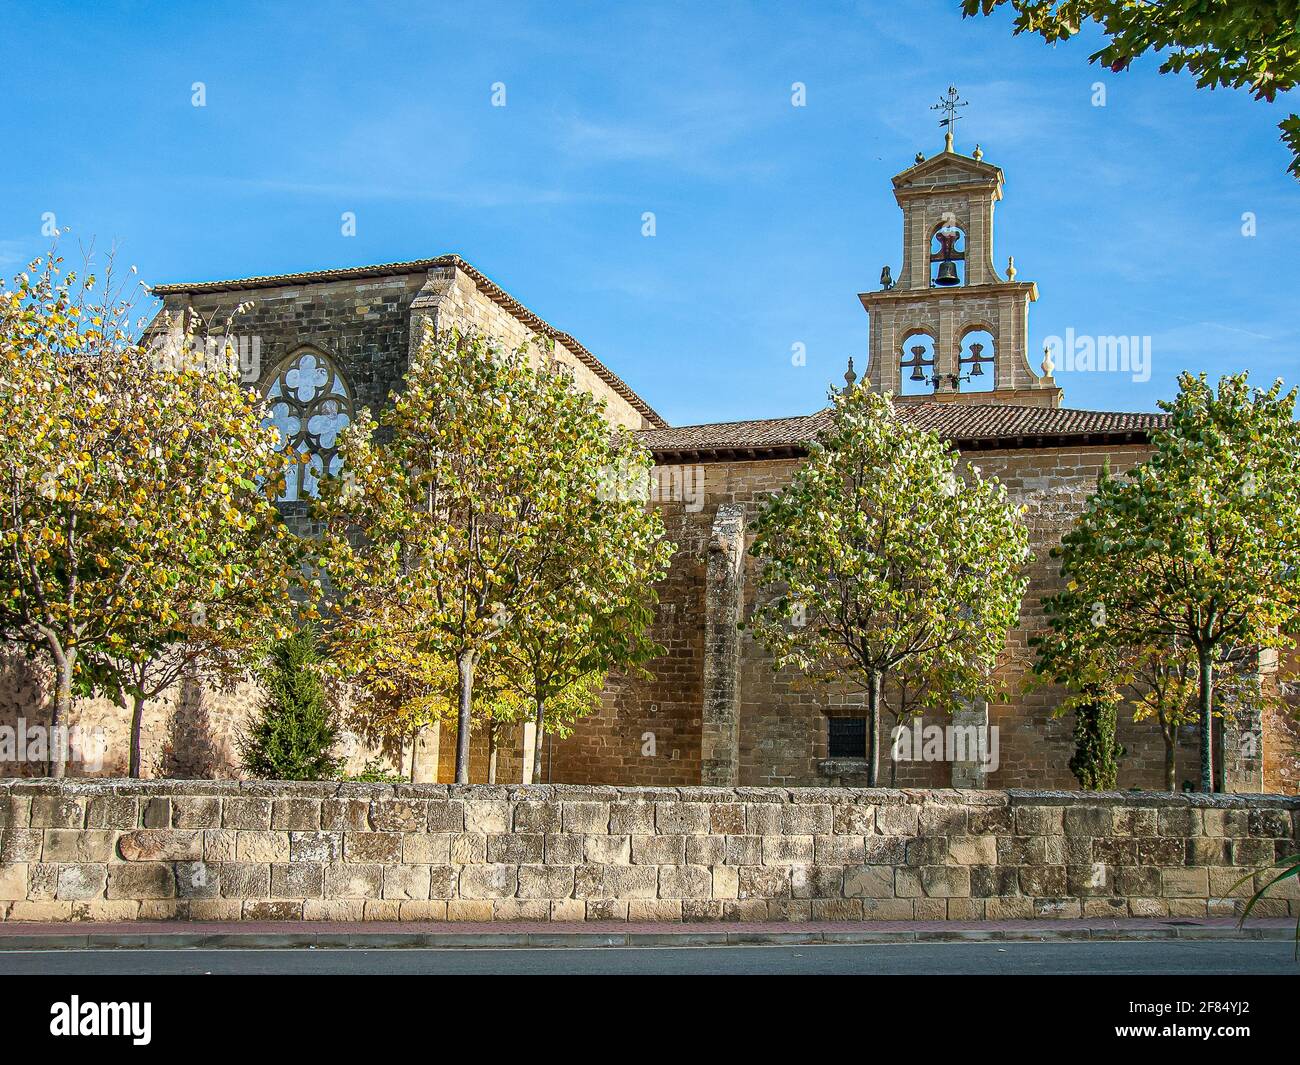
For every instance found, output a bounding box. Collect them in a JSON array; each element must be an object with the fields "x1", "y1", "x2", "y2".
[
  {"x1": 2, "y1": 150, "x2": 1296, "y2": 797},
  {"x1": 700, "y1": 504, "x2": 746, "y2": 785},
  {"x1": 1, "y1": 781, "x2": 1294, "y2": 923}
]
